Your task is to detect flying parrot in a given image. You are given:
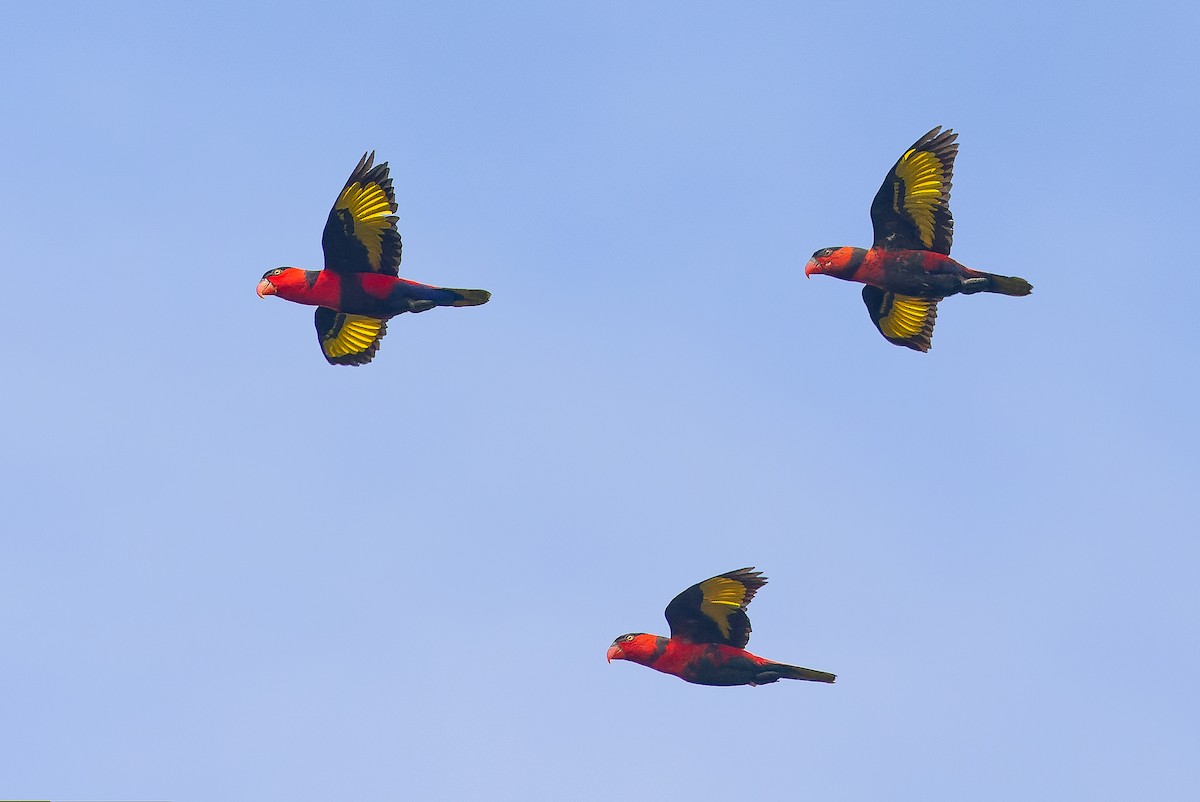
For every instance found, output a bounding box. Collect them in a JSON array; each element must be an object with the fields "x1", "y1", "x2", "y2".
[
  {"x1": 256, "y1": 152, "x2": 490, "y2": 365},
  {"x1": 804, "y1": 127, "x2": 1032, "y2": 352},
  {"x1": 607, "y1": 567, "x2": 836, "y2": 687}
]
